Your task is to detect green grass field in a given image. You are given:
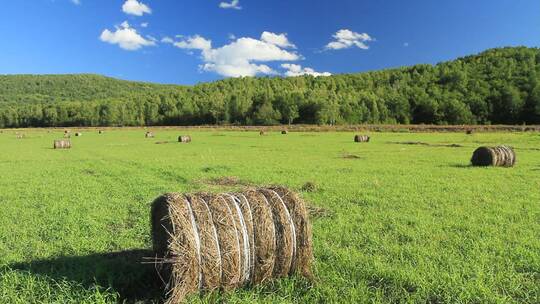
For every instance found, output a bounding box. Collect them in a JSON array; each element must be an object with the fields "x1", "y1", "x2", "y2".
[{"x1": 0, "y1": 129, "x2": 539, "y2": 303}]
